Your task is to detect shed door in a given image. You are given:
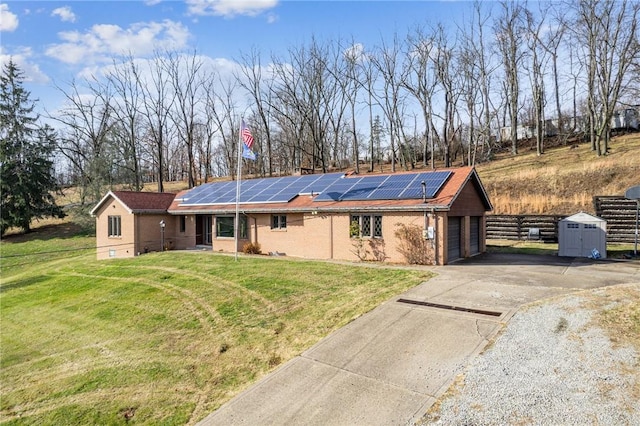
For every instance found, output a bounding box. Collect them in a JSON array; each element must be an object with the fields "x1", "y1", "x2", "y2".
[
  {"x1": 562, "y1": 222, "x2": 581, "y2": 257},
  {"x1": 470, "y1": 216, "x2": 480, "y2": 255},
  {"x1": 582, "y1": 223, "x2": 603, "y2": 257},
  {"x1": 447, "y1": 216, "x2": 462, "y2": 262}
]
